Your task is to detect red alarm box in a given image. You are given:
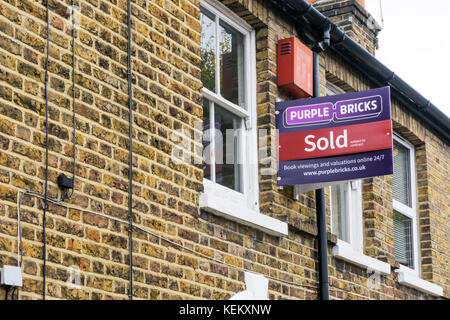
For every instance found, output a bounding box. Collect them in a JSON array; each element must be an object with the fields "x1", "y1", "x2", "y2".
[{"x1": 277, "y1": 37, "x2": 313, "y2": 98}]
